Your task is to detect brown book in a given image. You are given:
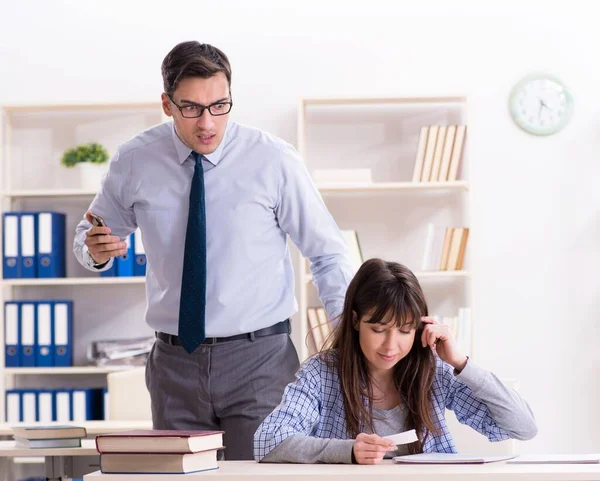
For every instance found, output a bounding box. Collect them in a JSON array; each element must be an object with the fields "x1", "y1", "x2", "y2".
[
  {"x1": 420, "y1": 125, "x2": 439, "y2": 182},
  {"x1": 446, "y1": 228, "x2": 464, "y2": 271},
  {"x1": 100, "y1": 450, "x2": 218, "y2": 474},
  {"x1": 96, "y1": 430, "x2": 224, "y2": 454},
  {"x1": 447, "y1": 125, "x2": 466, "y2": 181},
  {"x1": 411, "y1": 126, "x2": 429, "y2": 182},
  {"x1": 12, "y1": 425, "x2": 87, "y2": 440},
  {"x1": 456, "y1": 228, "x2": 470, "y2": 270},
  {"x1": 429, "y1": 126, "x2": 446, "y2": 182},
  {"x1": 15, "y1": 437, "x2": 82, "y2": 449},
  {"x1": 438, "y1": 228, "x2": 454, "y2": 271},
  {"x1": 438, "y1": 125, "x2": 456, "y2": 181}
]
